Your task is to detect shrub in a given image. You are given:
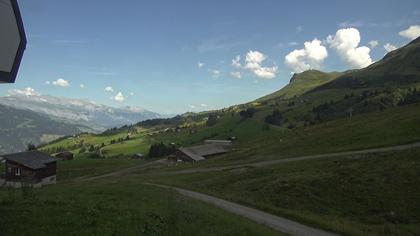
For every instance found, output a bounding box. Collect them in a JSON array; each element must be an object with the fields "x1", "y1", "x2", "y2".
[
  {"x1": 239, "y1": 108, "x2": 257, "y2": 119},
  {"x1": 265, "y1": 110, "x2": 283, "y2": 126}
]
